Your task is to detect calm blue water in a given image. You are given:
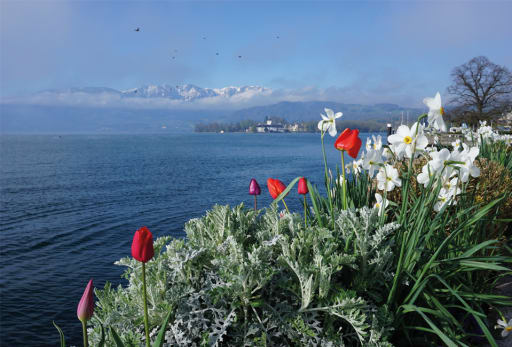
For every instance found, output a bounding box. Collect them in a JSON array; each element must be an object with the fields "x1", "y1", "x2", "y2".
[{"x1": 0, "y1": 132, "x2": 380, "y2": 346}]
